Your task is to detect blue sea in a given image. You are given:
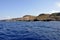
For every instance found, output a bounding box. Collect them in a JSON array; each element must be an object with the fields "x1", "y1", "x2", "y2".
[{"x1": 0, "y1": 21, "x2": 60, "y2": 40}]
